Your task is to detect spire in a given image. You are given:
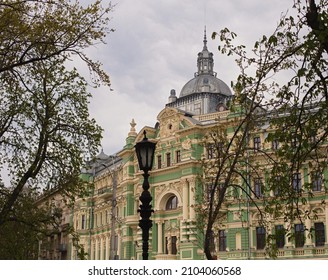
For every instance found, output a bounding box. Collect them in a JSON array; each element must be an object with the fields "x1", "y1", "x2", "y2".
[
  {"x1": 203, "y1": 26, "x2": 208, "y2": 51},
  {"x1": 196, "y1": 27, "x2": 214, "y2": 76}
]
